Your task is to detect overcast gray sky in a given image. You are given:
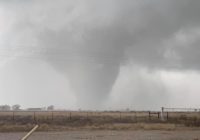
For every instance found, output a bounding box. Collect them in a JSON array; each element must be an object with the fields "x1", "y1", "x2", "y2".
[{"x1": 0, "y1": 0, "x2": 200, "y2": 110}]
